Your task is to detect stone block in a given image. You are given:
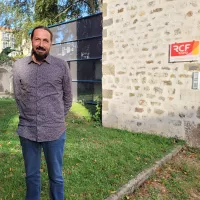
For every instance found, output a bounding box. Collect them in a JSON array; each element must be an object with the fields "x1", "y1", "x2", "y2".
[
  {"x1": 179, "y1": 74, "x2": 191, "y2": 78},
  {"x1": 115, "y1": 77, "x2": 119, "y2": 83},
  {"x1": 148, "y1": 1, "x2": 155, "y2": 6},
  {"x1": 146, "y1": 60, "x2": 154, "y2": 64},
  {"x1": 102, "y1": 114, "x2": 118, "y2": 128},
  {"x1": 174, "y1": 28, "x2": 181, "y2": 35},
  {"x1": 186, "y1": 11, "x2": 193, "y2": 17},
  {"x1": 151, "y1": 8, "x2": 163, "y2": 13},
  {"x1": 177, "y1": 80, "x2": 183, "y2": 85},
  {"x1": 103, "y1": 18, "x2": 113, "y2": 27},
  {"x1": 137, "y1": 93, "x2": 143, "y2": 97},
  {"x1": 139, "y1": 11, "x2": 145, "y2": 16},
  {"x1": 131, "y1": 14, "x2": 136, "y2": 18},
  {"x1": 102, "y1": 101, "x2": 109, "y2": 111},
  {"x1": 163, "y1": 81, "x2": 172, "y2": 85},
  {"x1": 135, "y1": 86, "x2": 140, "y2": 90},
  {"x1": 154, "y1": 109, "x2": 164, "y2": 115},
  {"x1": 133, "y1": 19, "x2": 138, "y2": 24},
  {"x1": 196, "y1": 107, "x2": 200, "y2": 119},
  {"x1": 117, "y1": 71, "x2": 126, "y2": 75},
  {"x1": 154, "y1": 87, "x2": 163, "y2": 94},
  {"x1": 103, "y1": 63, "x2": 115, "y2": 75},
  {"x1": 139, "y1": 100, "x2": 147, "y2": 106},
  {"x1": 151, "y1": 102, "x2": 161, "y2": 106},
  {"x1": 168, "y1": 112, "x2": 175, "y2": 117},
  {"x1": 136, "y1": 71, "x2": 145, "y2": 75},
  {"x1": 185, "y1": 121, "x2": 200, "y2": 148},
  {"x1": 170, "y1": 120, "x2": 182, "y2": 126},
  {"x1": 135, "y1": 107, "x2": 144, "y2": 113},
  {"x1": 115, "y1": 92, "x2": 123, "y2": 96},
  {"x1": 184, "y1": 63, "x2": 200, "y2": 71},
  {"x1": 144, "y1": 86, "x2": 150, "y2": 91},
  {"x1": 179, "y1": 113, "x2": 185, "y2": 118},
  {"x1": 103, "y1": 89, "x2": 113, "y2": 99},
  {"x1": 137, "y1": 122, "x2": 142, "y2": 126},
  {"x1": 122, "y1": 44, "x2": 128, "y2": 48},
  {"x1": 159, "y1": 96, "x2": 165, "y2": 101},
  {"x1": 103, "y1": 29, "x2": 107, "y2": 37},
  {"x1": 129, "y1": 93, "x2": 135, "y2": 97},
  {"x1": 147, "y1": 94, "x2": 156, "y2": 99},
  {"x1": 118, "y1": 8, "x2": 124, "y2": 13},
  {"x1": 103, "y1": 40, "x2": 114, "y2": 49},
  {"x1": 142, "y1": 48, "x2": 148, "y2": 51},
  {"x1": 170, "y1": 74, "x2": 176, "y2": 78},
  {"x1": 162, "y1": 67, "x2": 170, "y2": 70},
  {"x1": 102, "y1": 3, "x2": 107, "y2": 17}
]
